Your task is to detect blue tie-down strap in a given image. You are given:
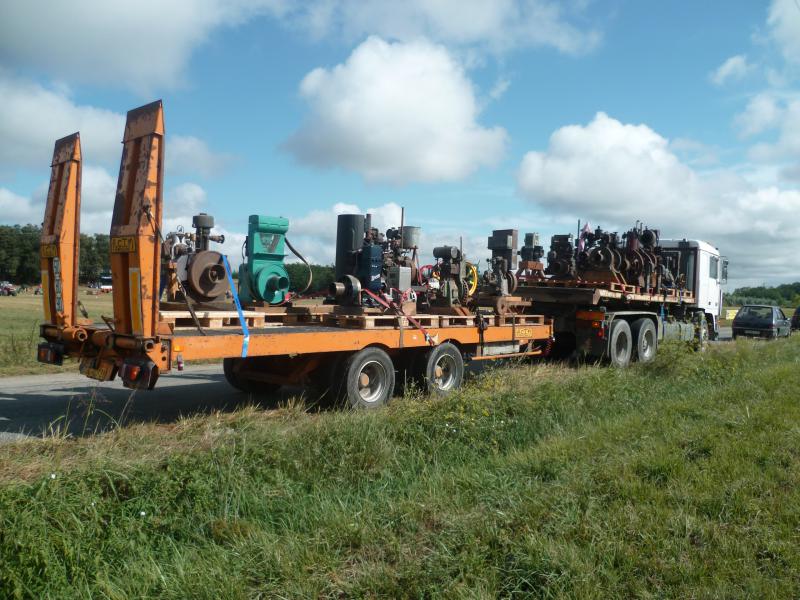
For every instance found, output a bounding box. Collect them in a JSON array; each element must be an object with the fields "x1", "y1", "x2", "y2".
[{"x1": 222, "y1": 255, "x2": 249, "y2": 358}]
